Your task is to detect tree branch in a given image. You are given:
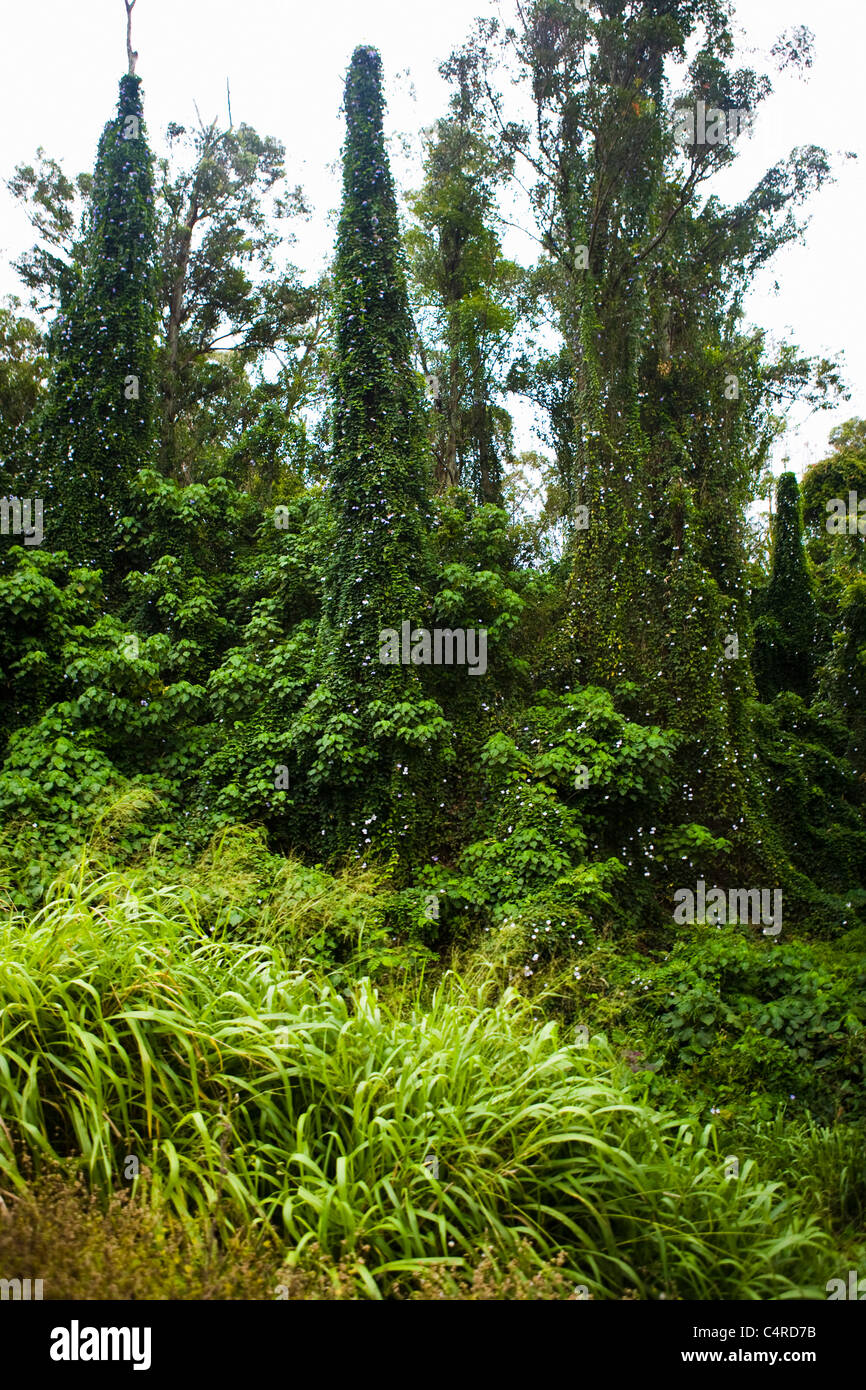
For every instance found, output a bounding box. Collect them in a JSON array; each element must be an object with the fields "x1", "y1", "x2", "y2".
[{"x1": 125, "y1": 0, "x2": 138, "y2": 76}]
